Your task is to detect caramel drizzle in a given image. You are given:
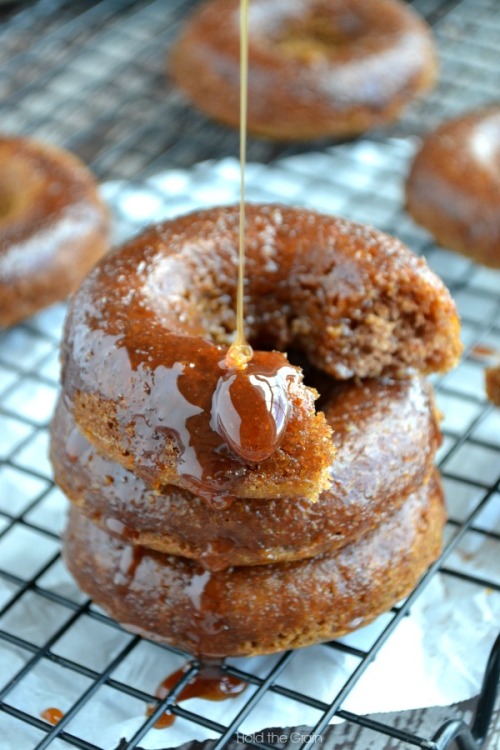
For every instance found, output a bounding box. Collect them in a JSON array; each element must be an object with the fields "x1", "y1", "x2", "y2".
[{"x1": 226, "y1": 0, "x2": 253, "y2": 371}]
